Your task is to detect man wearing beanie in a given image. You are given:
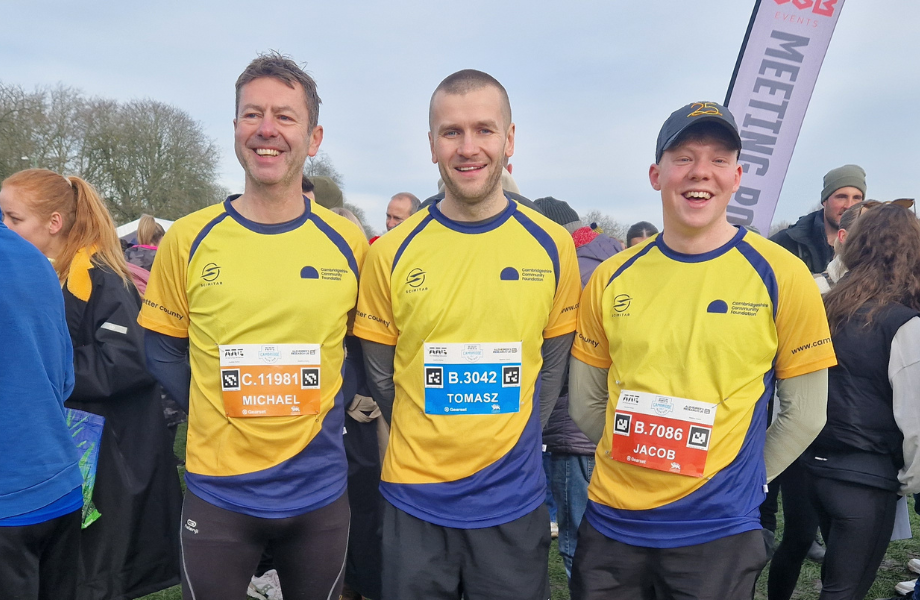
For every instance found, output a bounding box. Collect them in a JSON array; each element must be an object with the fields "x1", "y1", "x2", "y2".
[{"x1": 770, "y1": 164, "x2": 866, "y2": 273}]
